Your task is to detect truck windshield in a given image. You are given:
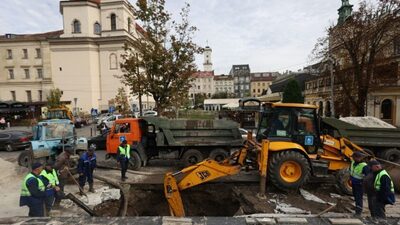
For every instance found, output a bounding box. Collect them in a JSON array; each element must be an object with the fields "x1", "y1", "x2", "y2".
[
  {"x1": 45, "y1": 123, "x2": 74, "y2": 139},
  {"x1": 47, "y1": 110, "x2": 68, "y2": 119}
]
